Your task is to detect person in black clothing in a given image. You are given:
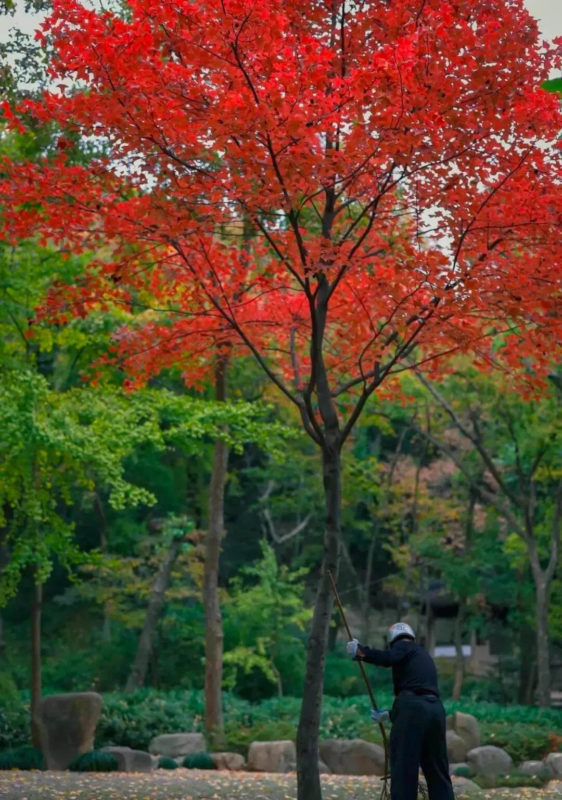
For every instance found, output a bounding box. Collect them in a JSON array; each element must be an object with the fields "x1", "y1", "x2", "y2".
[{"x1": 347, "y1": 622, "x2": 455, "y2": 800}]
